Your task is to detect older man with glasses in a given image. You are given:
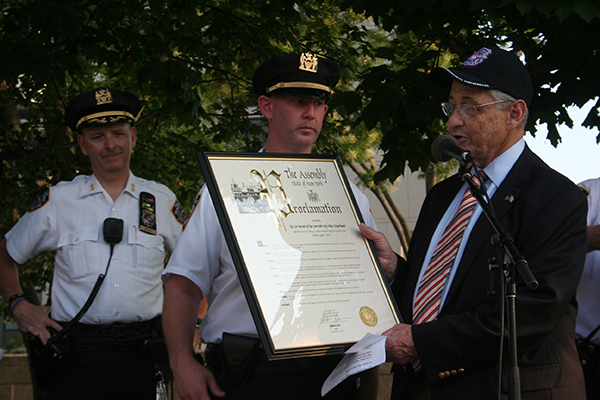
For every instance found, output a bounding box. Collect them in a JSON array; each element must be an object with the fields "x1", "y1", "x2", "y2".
[{"x1": 361, "y1": 46, "x2": 588, "y2": 400}]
